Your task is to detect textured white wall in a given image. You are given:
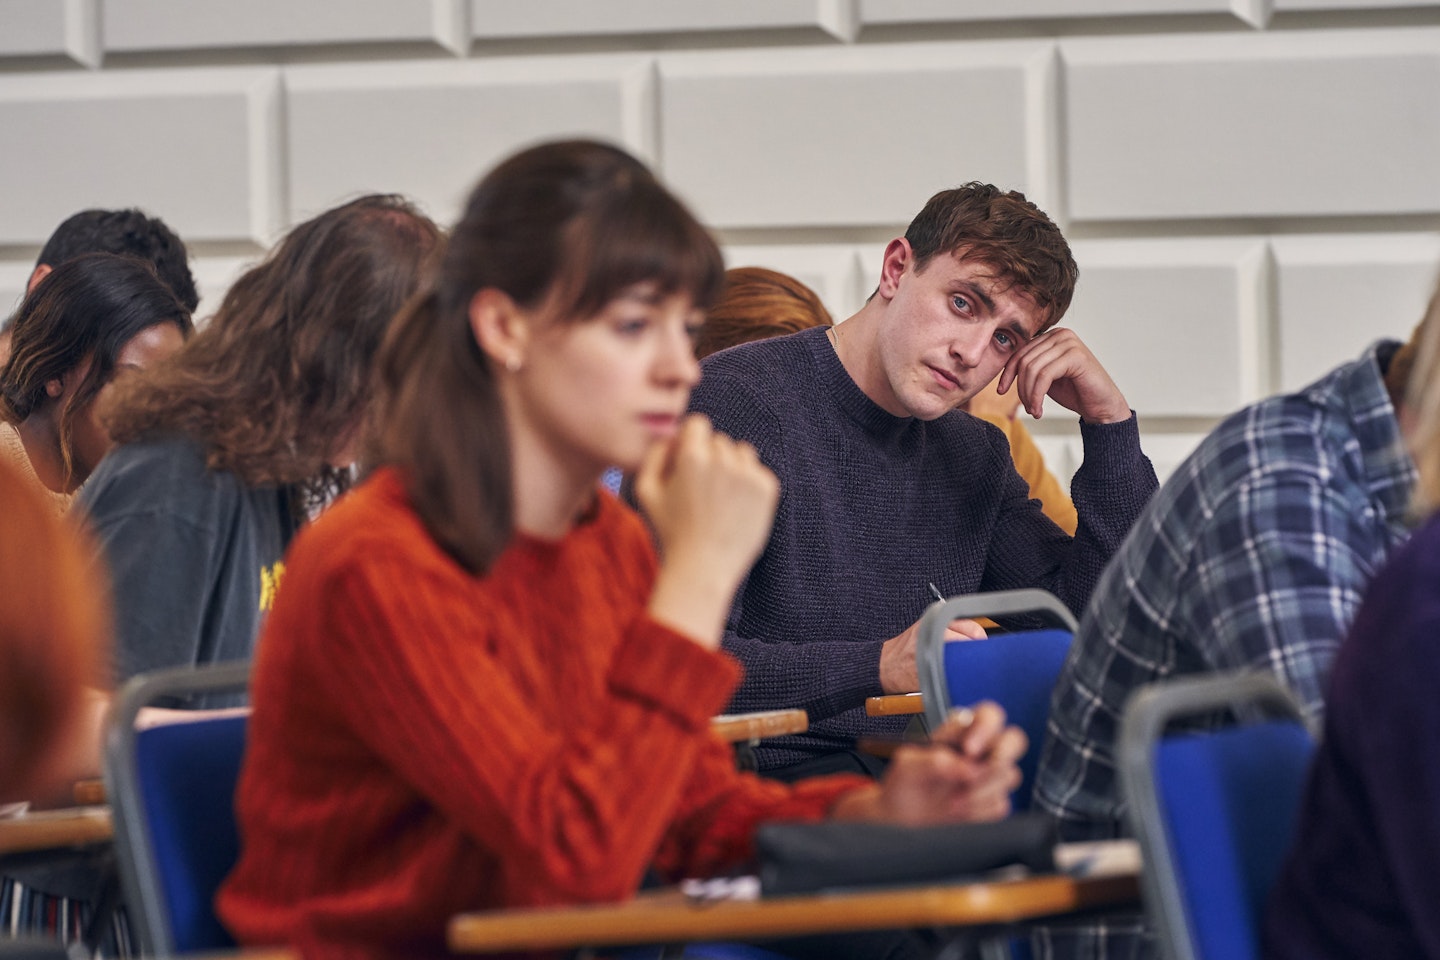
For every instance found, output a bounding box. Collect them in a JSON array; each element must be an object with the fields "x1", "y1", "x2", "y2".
[{"x1": 3, "y1": 0, "x2": 1437, "y2": 481}]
